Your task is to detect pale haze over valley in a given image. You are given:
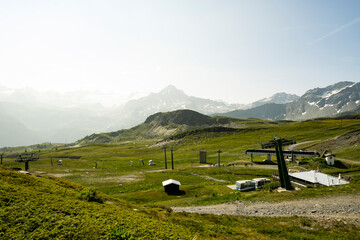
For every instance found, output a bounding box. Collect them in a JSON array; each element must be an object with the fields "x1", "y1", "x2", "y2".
[{"x1": 0, "y1": 0, "x2": 360, "y2": 146}]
